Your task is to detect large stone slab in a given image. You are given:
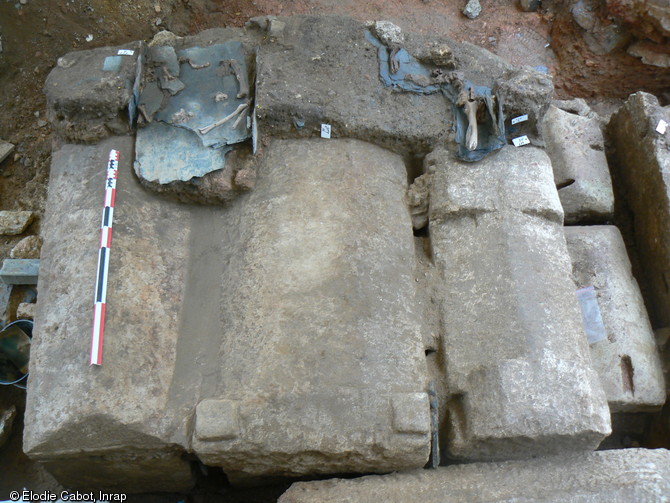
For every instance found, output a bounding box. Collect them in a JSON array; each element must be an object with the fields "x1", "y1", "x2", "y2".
[
  {"x1": 566, "y1": 226, "x2": 666, "y2": 412},
  {"x1": 23, "y1": 137, "x2": 194, "y2": 492},
  {"x1": 192, "y1": 138, "x2": 430, "y2": 482},
  {"x1": 607, "y1": 91, "x2": 670, "y2": 329},
  {"x1": 278, "y1": 448, "x2": 670, "y2": 503},
  {"x1": 542, "y1": 105, "x2": 614, "y2": 223},
  {"x1": 427, "y1": 145, "x2": 610, "y2": 461}
]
